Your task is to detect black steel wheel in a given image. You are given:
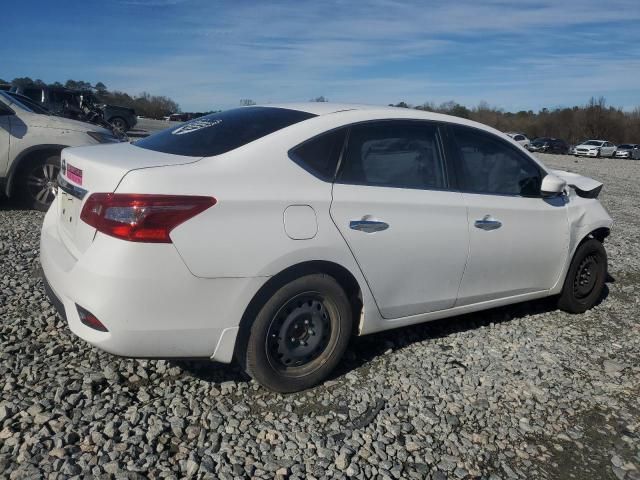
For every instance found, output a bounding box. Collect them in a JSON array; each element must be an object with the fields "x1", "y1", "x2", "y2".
[
  {"x1": 558, "y1": 238, "x2": 607, "y2": 313},
  {"x1": 242, "y1": 274, "x2": 352, "y2": 392},
  {"x1": 266, "y1": 293, "x2": 333, "y2": 372},
  {"x1": 22, "y1": 155, "x2": 60, "y2": 211}
]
